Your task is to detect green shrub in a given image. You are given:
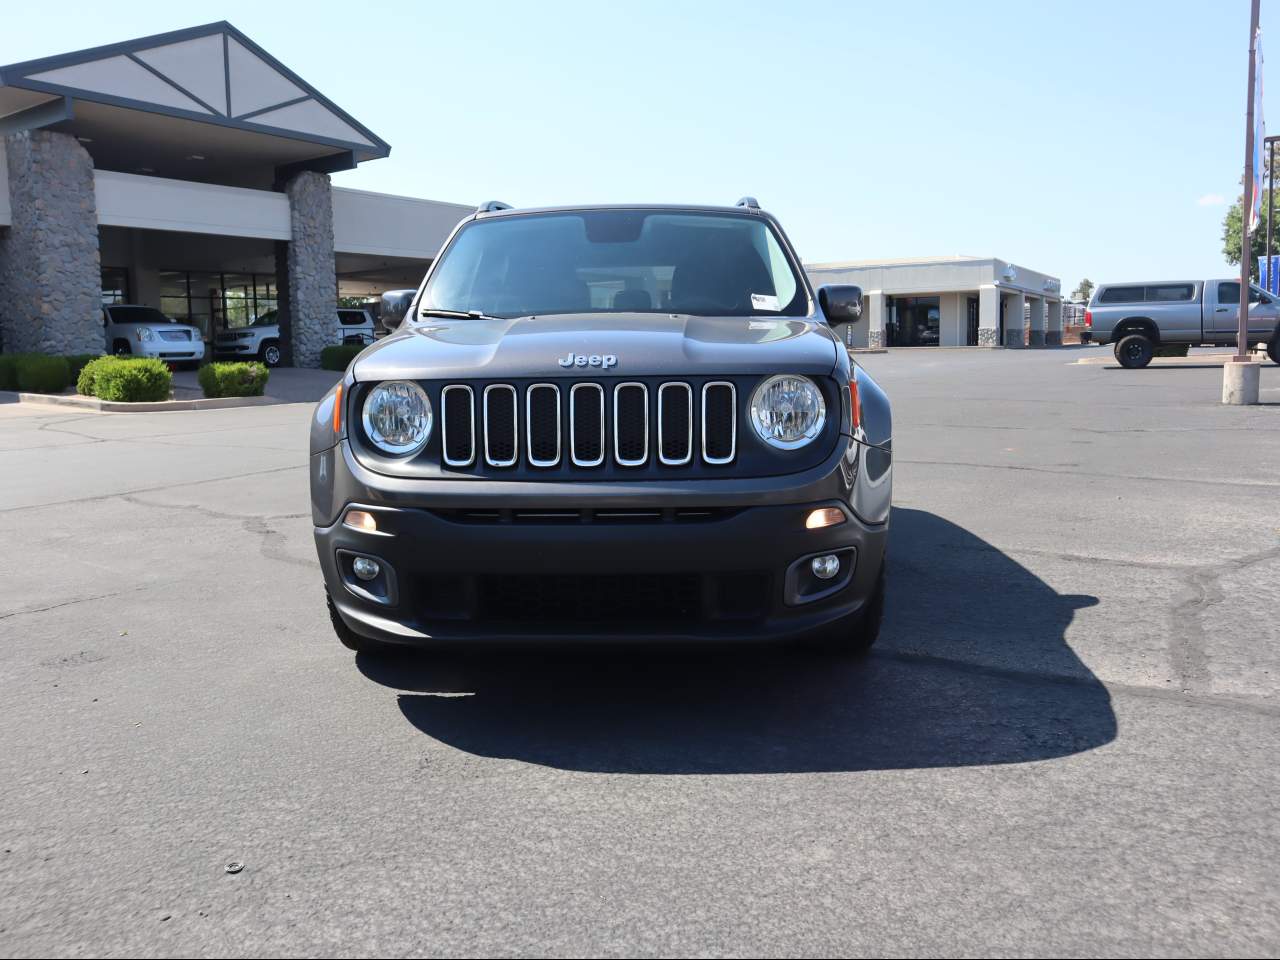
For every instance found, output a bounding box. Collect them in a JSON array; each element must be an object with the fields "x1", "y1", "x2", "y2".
[
  {"x1": 64, "y1": 353, "x2": 102, "y2": 384},
  {"x1": 0, "y1": 353, "x2": 24, "y2": 391},
  {"x1": 15, "y1": 354, "x2": 71, "y2": 393},
  {"x1": 197, "y1": 361, "x2": 270, "y2": 398},
  {"x1": 320, "y1": 344, "x2": 364, "y2": 371},
  {"x1": 76, "y1": 355, "x2": 112, "y2": 396},
  {"x1": 80, "y1": 356, "x2": 172, "y2": 402}
]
